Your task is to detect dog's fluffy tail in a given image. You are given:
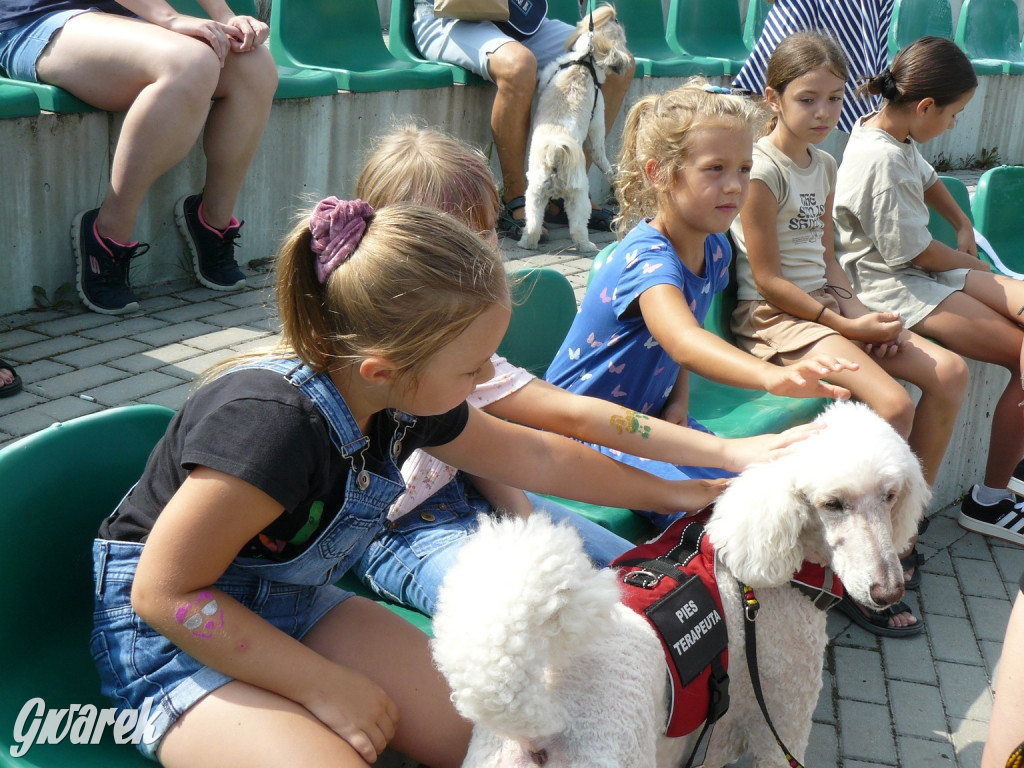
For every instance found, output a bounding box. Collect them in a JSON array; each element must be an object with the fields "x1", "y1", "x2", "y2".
[
  {"x1": 538, "y1": 135, "x2": 586, "y2": 185},
  {"x1": 432, "y1": 513, "x2": 621, "y2": 741}
]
